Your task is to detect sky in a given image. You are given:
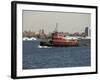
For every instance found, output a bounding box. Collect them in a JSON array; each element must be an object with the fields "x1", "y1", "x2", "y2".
[{"x1": 22, "y1": 10, "x2": 91, "y2": 33}]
